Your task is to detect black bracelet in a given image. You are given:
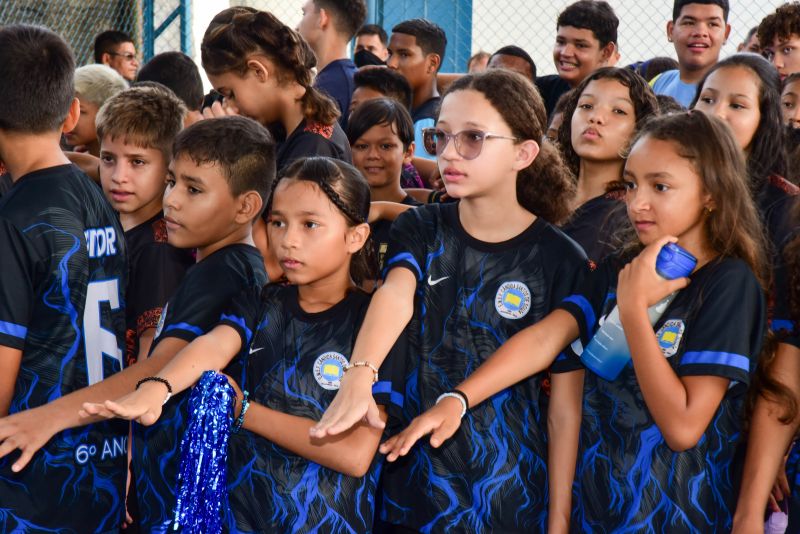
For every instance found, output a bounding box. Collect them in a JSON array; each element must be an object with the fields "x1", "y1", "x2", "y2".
[
  {"x1": 136, "y1": 377, "x2": 173, "y2": 405},
  {"x1": 450, "y1": 389, "x2": 470, "y2": 411}
]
